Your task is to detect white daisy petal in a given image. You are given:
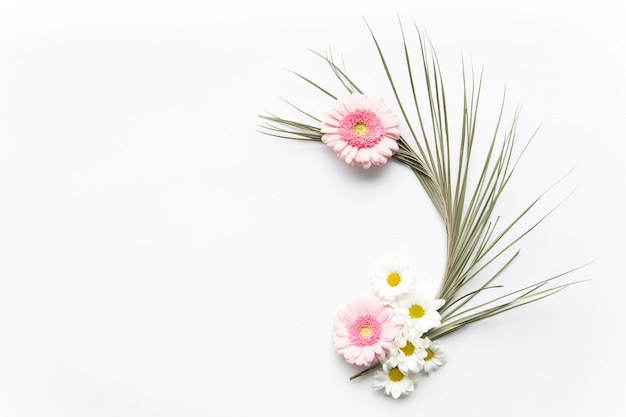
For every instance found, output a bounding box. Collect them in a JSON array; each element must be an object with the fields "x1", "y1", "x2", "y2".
[
  {"x1": 422, "y1": 337, "x2": 447, "y2": 374},
  {"x1": 370, "y1": 256, "x2": 415, "y2": 304},
  {"x1": 373, "y1": 361, "x2": 419, "y2": 399}
]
